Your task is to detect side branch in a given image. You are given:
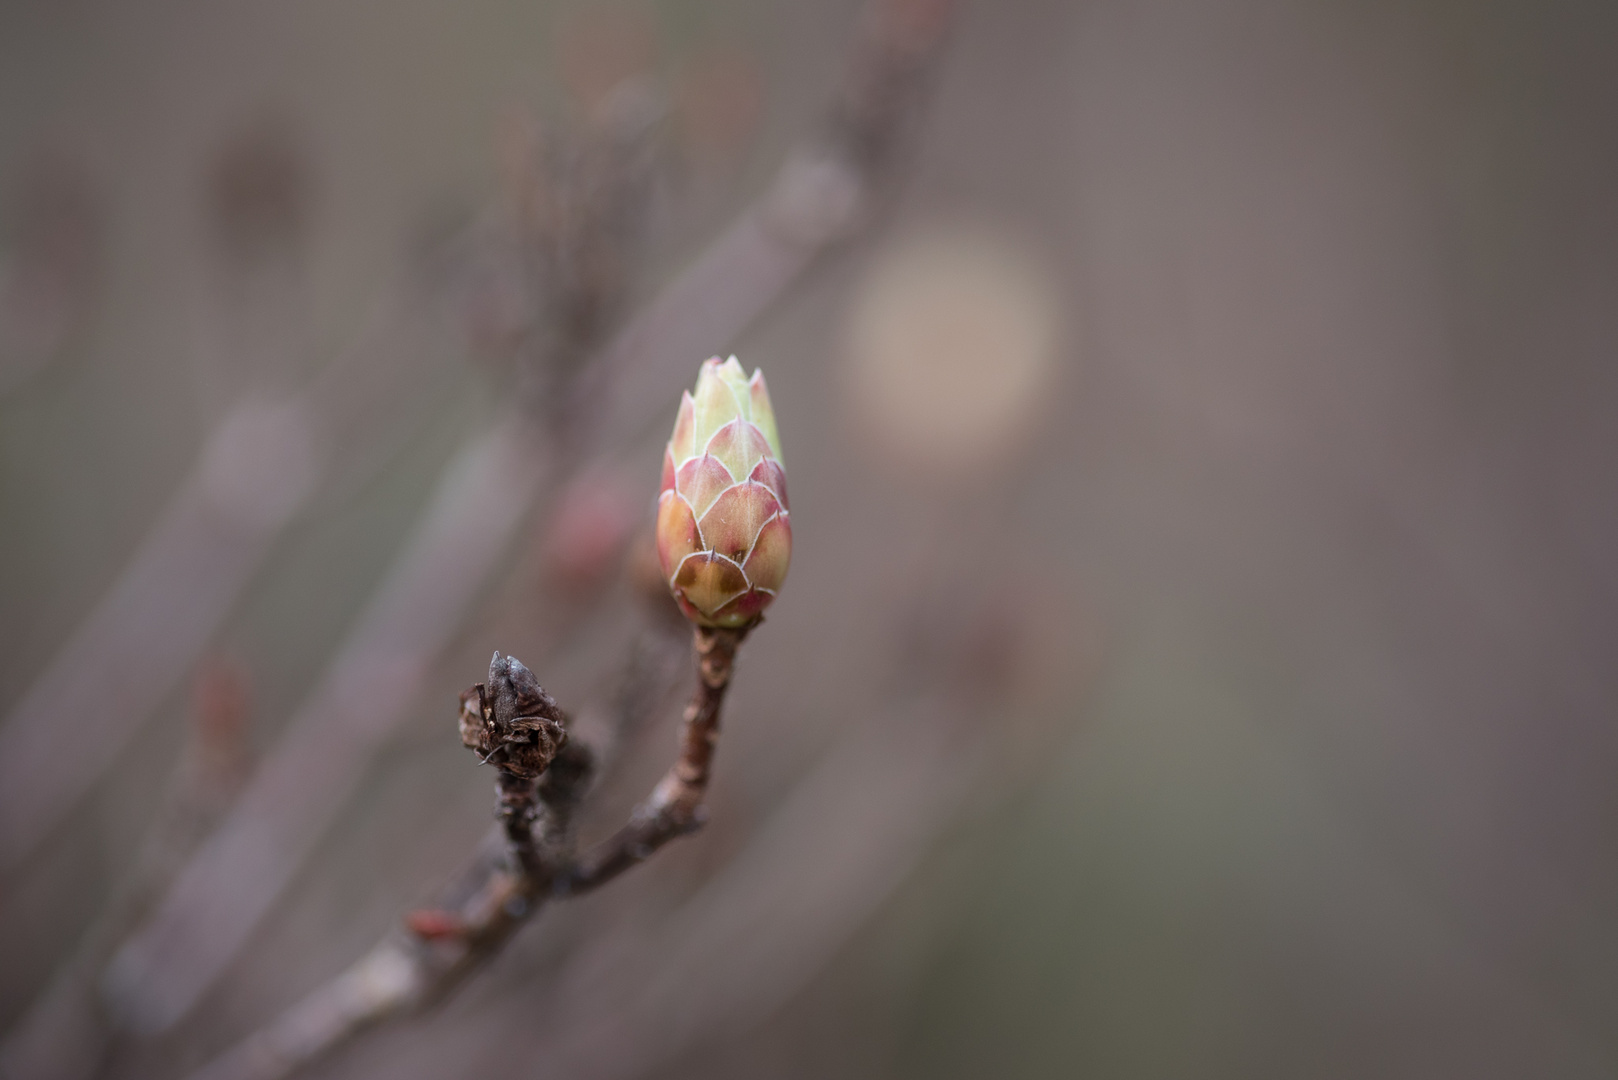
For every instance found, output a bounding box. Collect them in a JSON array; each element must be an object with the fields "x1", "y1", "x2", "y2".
[
  {"x1": 185, "y1": 629, "x2": 738, "y2": 1080},
  {"x1": 562, "y1": 625, "x2": 745, "y2": 893}
]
